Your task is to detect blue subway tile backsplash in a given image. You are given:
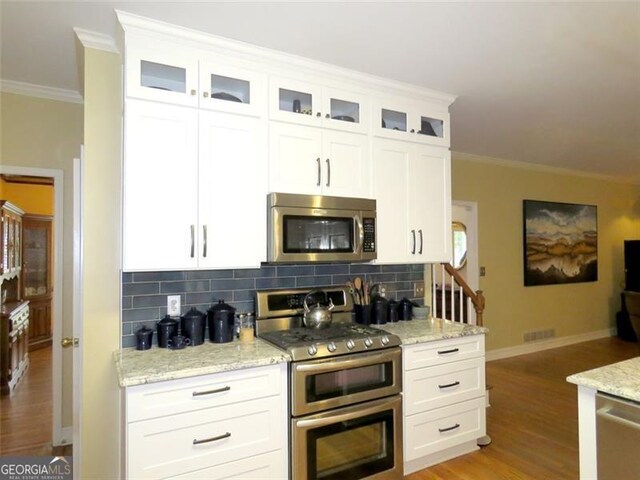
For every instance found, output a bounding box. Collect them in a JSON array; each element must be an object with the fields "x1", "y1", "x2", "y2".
[{"x1": 121, "y1": 262, "x2": 426, "y2": 348}]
